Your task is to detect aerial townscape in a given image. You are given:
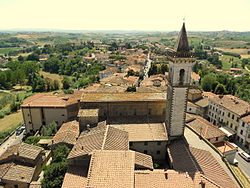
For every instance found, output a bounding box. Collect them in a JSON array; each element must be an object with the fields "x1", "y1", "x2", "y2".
[{"x1": 1, "y1": 1, "x2": 250, "y2": 188}]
